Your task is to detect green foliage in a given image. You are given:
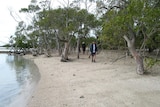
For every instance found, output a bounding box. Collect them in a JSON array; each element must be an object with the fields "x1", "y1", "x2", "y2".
[
  {"x1": 19, "y1": 3, "x2": 40, "y2": 13},
  {"x1": 99, "y1": 0, "x2": 160, "y2": 50},
  {"x1": 100, "y1": 12, "x2": 126, "y2": 49},
  {"x1": 144, "y1": 57, "x2": 160, "y2": 70},
  {"x1": 15, "y1": 0, "x2": 100, "y2": 54},
  {"x1": 81, "y1": 37, "x2": 97, "y2": 47}
]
